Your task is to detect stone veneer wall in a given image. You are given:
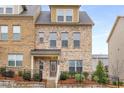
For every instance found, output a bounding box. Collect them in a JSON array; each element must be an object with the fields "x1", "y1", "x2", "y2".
[{"x1": 35, "y1": 25, "x2": 92, "y2": 78}]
